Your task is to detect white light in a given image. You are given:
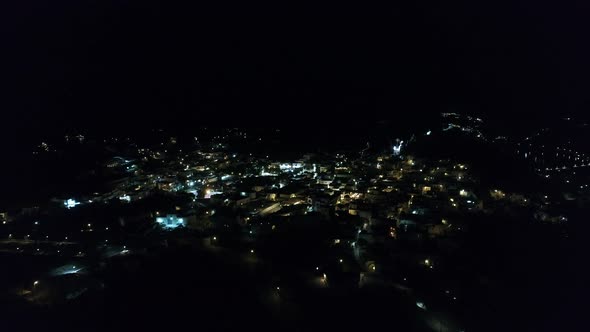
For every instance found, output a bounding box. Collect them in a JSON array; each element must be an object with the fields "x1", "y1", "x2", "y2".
[{"x1": 64, "y1": 199, "x2": 80, "y2": 209}]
